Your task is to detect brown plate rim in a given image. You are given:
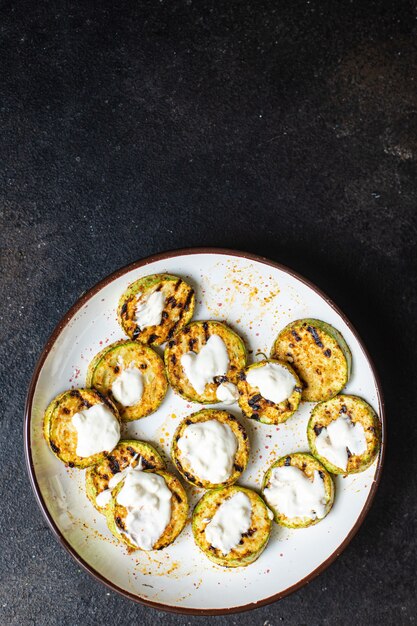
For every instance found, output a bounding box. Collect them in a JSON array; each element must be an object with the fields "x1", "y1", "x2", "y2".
[{"x1": 24, "y1": 246, "x2": 386, "y2": 615}]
